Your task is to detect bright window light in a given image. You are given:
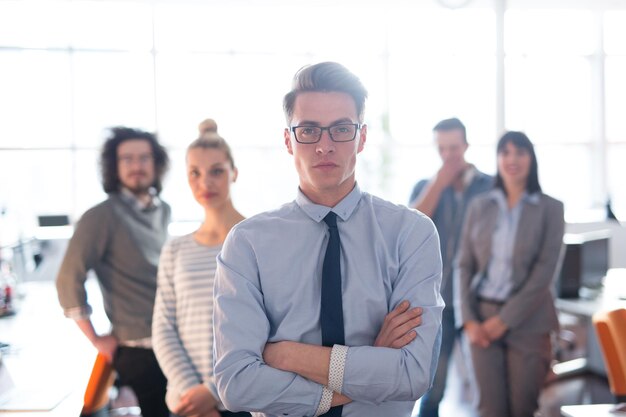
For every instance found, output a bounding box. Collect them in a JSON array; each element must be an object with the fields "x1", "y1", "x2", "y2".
[
  {"x1": 505, "y1": 9, "x2": 596, "y2": 55},
  {"x1": 0, "y1": 1, "x2": 624, "y2": 224}
]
